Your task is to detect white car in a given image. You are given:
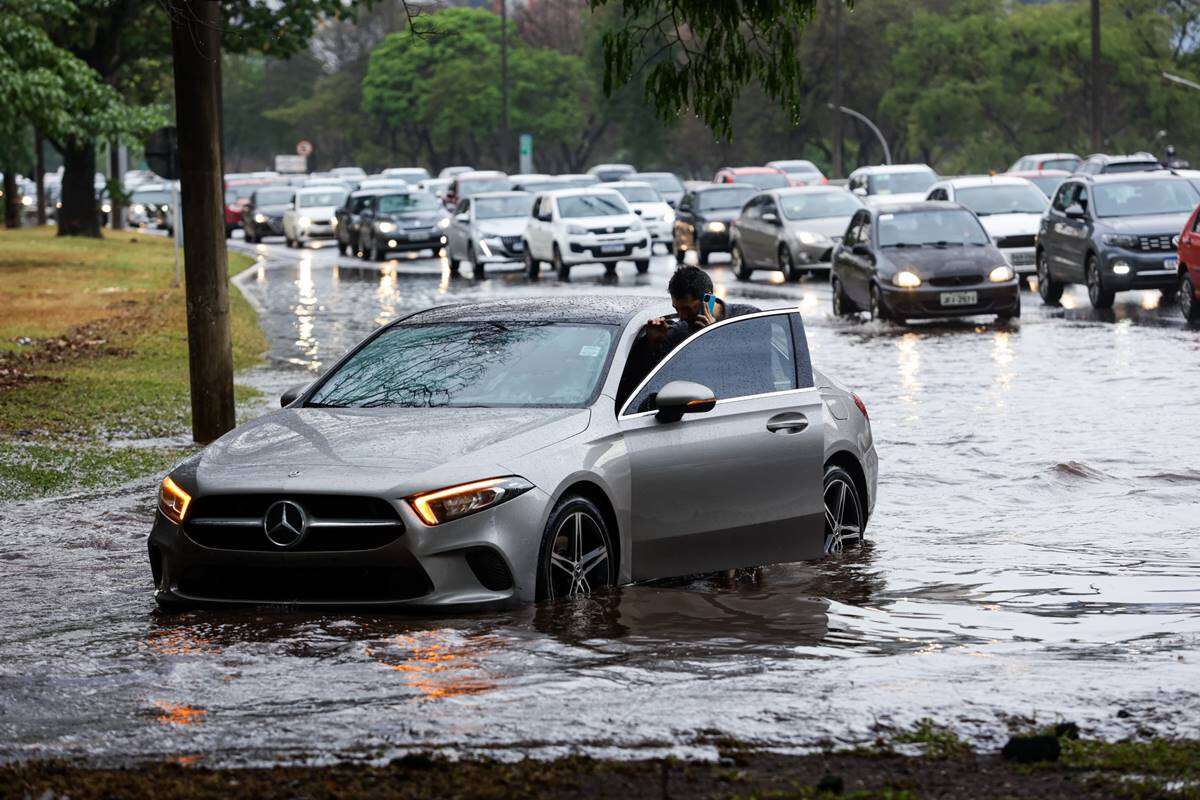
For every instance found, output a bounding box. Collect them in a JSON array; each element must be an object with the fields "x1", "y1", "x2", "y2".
[
  {"x1": 606, "y1": 181, "x2": 675, "y2": 252},
  {"x1": 126, "y1": 182, "x2": 172, "y2": 228},
  {"x1": 847, "y1": 164, "x2": 938, "y2": 206},
  {"x1": 925, "y1": 176, "x2": 1049, "y2": 278},
  {"x1": 382, "y1": 167, "x2": 431, "y2": 183},
  {"x1": 283, "y1": 187, "x2": 348, "y2": 247},
  {"x1": 445, "y1": 191, "x2": 533, "y2": 278},
  {"x1": 523, "y1": 188, "x2": 652, "y2": 280}
]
